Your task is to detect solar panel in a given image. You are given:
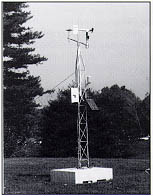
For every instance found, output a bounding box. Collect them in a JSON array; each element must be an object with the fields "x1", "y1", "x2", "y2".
[{"x1": 86, "y1": 99, "x2": 99, "y2": 111}]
